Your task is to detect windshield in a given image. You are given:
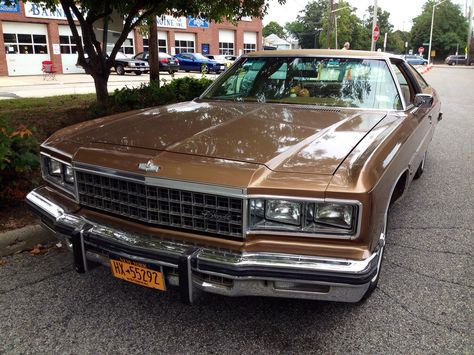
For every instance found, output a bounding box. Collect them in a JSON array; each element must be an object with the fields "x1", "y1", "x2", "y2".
[
  {"x1": 193, "y1": 53, "x2": 209, "y2": 60},
  {"x1": 203, "y1": 56, "x2": 402, "y2": 109}
]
